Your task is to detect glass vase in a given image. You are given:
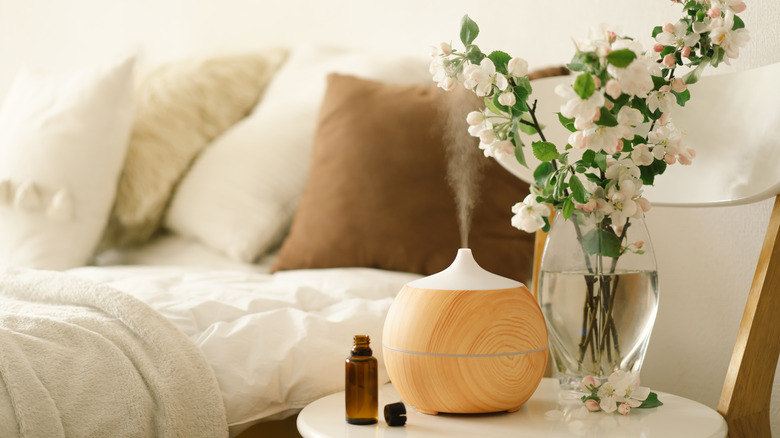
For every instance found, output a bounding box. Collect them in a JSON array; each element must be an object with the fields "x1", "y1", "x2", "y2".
[{"x1": 538, "y1": 210, "x2": 659, "y2": 392}]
